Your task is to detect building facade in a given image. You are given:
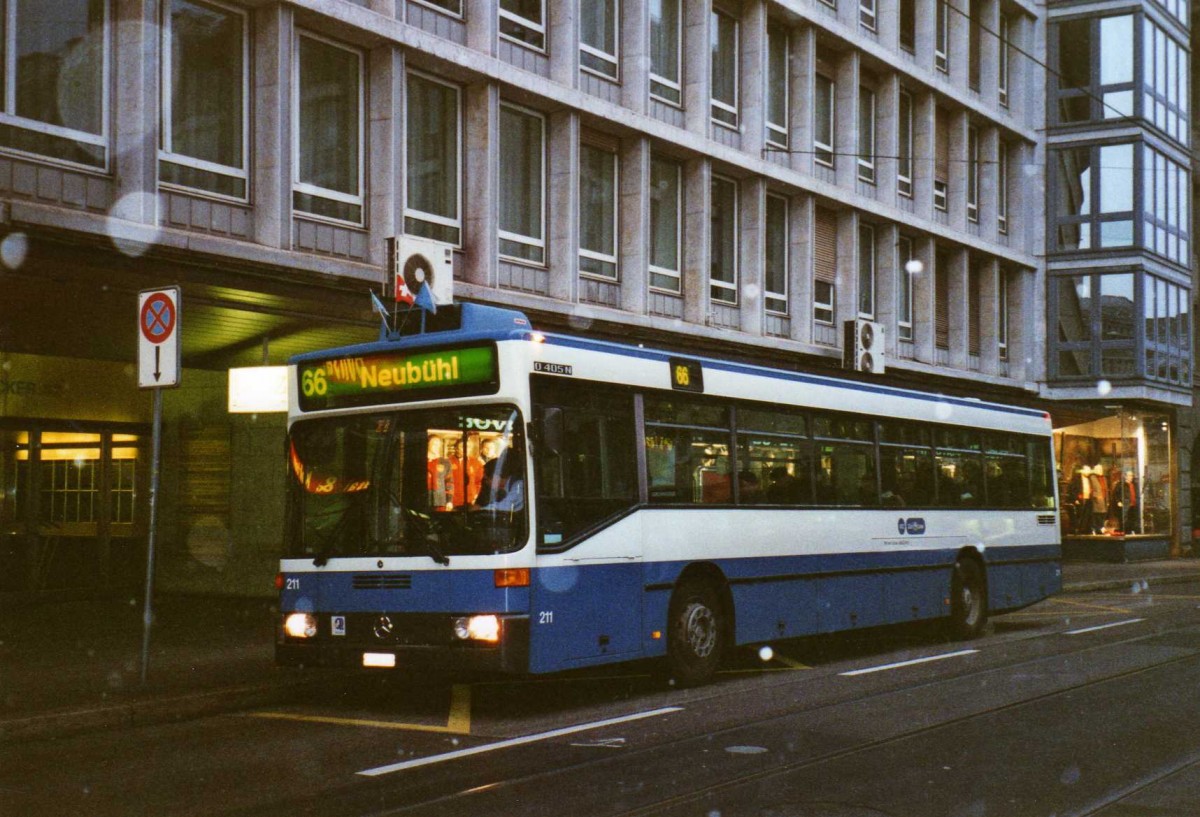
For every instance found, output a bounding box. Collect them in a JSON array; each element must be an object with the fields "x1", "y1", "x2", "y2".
[{"x1": 0, "y1": 0, "x2": 1190, "y2": 600}]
